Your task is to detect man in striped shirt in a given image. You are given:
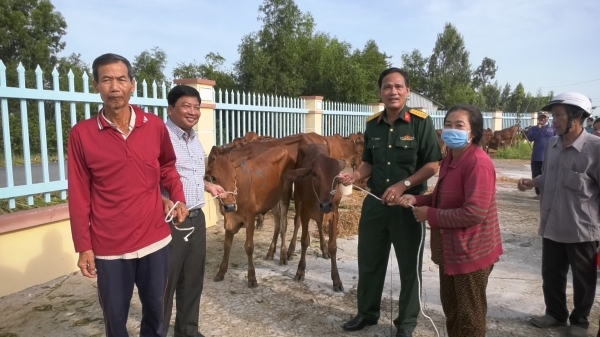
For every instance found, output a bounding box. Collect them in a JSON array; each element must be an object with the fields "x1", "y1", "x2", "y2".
[{"x1": 161, "y1": 85, "x2": 227, "y2": 337}]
